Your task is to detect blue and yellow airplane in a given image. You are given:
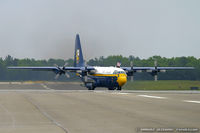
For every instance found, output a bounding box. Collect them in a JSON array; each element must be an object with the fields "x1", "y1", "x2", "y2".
[{"x1": 8, "y1": 34, "x2": 194, "y2": 90}]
